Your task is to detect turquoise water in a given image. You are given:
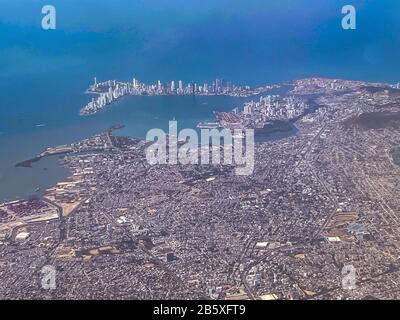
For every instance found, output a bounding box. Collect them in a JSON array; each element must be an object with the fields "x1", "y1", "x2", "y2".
[
  {"x1": 1, "y1": 0, "x2": 400, "y2": 201},
  {"x1": 0, "y1": 94, "x2": 250, "y2": 202}
]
